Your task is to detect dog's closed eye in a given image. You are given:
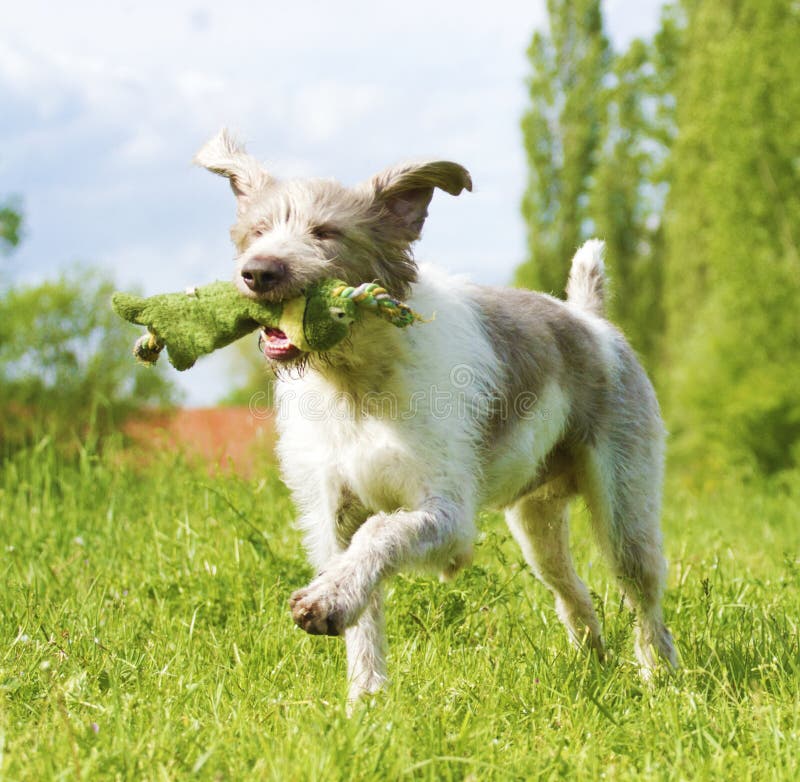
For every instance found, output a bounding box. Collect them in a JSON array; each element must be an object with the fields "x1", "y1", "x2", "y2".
[
  {"x1": 310, "y1": 224, "x2": 341, "y2": 241},
  {"x1": 252, "y1": 222, "x2": 272, "y2": 238}
]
